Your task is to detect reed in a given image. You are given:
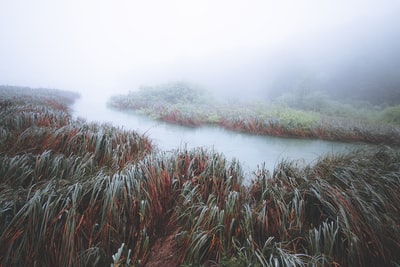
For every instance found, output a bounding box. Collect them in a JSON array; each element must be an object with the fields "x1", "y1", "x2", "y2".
[
  {"x1": 171, "y1": 150, "x2": 244, "y2": 264},
  {"x1": 1, "y1": 86, "x2": 400, "y2": 266},
  {"x1": 1, "y1": 86, "x2": 154, "y2": 266}
]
